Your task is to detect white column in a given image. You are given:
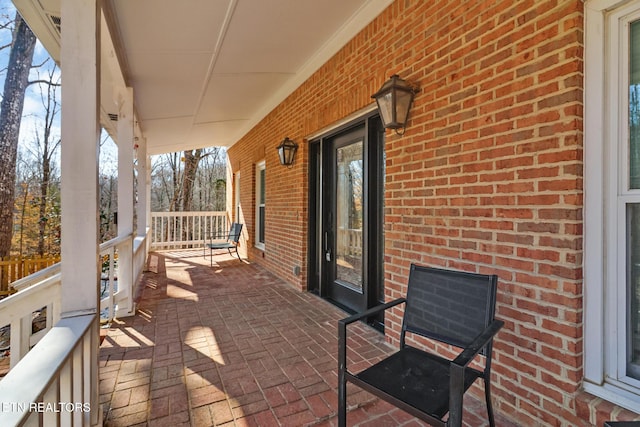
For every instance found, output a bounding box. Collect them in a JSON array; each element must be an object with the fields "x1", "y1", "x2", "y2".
[
  {"x1": 116, "y1": 88, "x2": 134, "y2": 317},
  {"x1": 60, "y1": 1, "x2": 100, "y2": 425},
  {"x1": 60, "y1": 0, "x2": 100, "y2": 317},
  {"x1": 136, "y1": 137, "x2": 149, "y2": 237}
]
